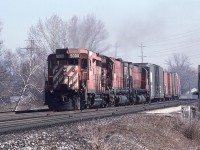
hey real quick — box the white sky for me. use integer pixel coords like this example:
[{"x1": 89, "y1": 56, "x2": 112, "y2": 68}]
[{"x1": 0, "y1": 0, "x2": 200, "y2": 69}]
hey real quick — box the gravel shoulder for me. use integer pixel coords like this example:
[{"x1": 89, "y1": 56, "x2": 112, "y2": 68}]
[{"x1": 0, "y1": 106, "x2": 200, "y2": 150}]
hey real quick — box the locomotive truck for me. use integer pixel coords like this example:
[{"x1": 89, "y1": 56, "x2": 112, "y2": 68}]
[{"x1": 44, "y1": 48, "x2": 180, "y2": 111}]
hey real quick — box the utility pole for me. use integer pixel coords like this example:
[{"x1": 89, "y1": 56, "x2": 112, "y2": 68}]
[
  {"x1": 21, "y1": 39, "x2": 40, "y2": 63},
  {"x1": 23, "y1": 39, "x2": 38, "y2": 52},
  {"x1": 138, "y1": 43, "x2": 146, "y2": 63}
]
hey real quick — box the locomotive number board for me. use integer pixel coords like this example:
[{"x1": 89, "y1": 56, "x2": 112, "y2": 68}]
[{"x1": 69, "y1": 54, "x2": 79, "y2": 58}]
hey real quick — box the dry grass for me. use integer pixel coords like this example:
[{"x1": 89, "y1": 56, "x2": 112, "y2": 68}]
[
  {"x1": 0, "y1": 114, "x2": 200, "y2": 149},
  {"x1": 78, "y1": 114, "x2": 200, "y2": 150},
  {"x1": 180, "y1": 119, "x2": 200, "y2": 143}
]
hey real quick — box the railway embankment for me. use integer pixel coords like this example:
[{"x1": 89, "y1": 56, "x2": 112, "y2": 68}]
[{"x1": 0, "y1": 102, "x2": 200, "y2": 150}]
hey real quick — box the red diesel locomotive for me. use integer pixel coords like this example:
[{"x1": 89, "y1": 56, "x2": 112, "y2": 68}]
[{"x1": 44, "y1": 48, "x2": 180, "y2": 111}]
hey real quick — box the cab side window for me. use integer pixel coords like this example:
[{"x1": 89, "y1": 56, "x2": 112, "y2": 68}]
[
  {"x1": 81, "y1": 59, "x2": 88, "y2": 69},
  {"x1": 48, "y1": 60, "x2": 52, "y2": 69},
  {"x1": 48, "y1": 60, "x2": 56, "y2": 69}
]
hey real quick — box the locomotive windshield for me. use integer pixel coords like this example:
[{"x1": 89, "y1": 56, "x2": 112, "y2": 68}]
[
  {"x1": 68, "y1": 58, "x2": 78, "y2": 65},
  {"x1": 57, "y1": 59, "x2": 67, "y2": 65}
]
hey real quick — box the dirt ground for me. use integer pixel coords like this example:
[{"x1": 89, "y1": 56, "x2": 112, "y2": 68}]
[{"x1": 0, "y1": 113, "x2": 200, "y2": 150}]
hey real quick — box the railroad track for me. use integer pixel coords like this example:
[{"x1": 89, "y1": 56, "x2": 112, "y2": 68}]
[{"x1": 0, "y1": 99, "x2": 196, "y2": 134}]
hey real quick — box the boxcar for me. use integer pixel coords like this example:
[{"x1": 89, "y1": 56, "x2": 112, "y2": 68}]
[
  {"x1": 172, "y1": 73, "x2": 180, "y2": 99},
  {"x1": 134, "y1": 63, "x2": 164, "y2": 101},
  {"x1": 163, "y1": 71, "x2": 173, "y2": 100}
]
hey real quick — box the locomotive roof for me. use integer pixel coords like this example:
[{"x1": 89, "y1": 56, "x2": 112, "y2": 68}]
[
  {"x1": 134, "y1": 63, "x2": 159, "y2": 67},
  {"x1": 67, "y1": 48, "x2": 88, "y2": 54}
]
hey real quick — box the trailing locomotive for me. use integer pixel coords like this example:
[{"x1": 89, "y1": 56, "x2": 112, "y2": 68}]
[{"x1": 44, "y1": 48, "x2": 180, "y2": 111}]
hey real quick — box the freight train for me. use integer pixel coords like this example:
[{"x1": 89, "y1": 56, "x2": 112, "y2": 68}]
[{"x1": 44, "y1": 48, "x2": 180, "y2": 111}]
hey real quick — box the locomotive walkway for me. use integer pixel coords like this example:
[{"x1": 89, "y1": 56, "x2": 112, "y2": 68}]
[{"x1": 0, "y1": 99, "x2": 196, "y2": 134}]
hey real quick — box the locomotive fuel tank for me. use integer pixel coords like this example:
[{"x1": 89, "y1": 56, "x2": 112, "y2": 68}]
[
  {"x1": 91, "y1": 97, "x2": 104, "y2": 108},
  {"x1": 115, "y1": 95, "x2": 129, "y2": 106},
  {"x1": 136, "y1": 95, "x2": 146, "y2": 103}
]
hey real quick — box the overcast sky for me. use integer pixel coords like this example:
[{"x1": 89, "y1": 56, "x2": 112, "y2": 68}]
[{"x1": 0, "y1": 0, "x2": 200, "y2": 68}]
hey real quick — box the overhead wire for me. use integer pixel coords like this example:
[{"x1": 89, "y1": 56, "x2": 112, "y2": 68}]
[
  {"x1": 145, "y1": 27, "x2": 200, "y2": 45},
  {"x1": 147, "y1": 37, "x2": 200, "y2": 47},
  {"x1": 140, "y1": 28, "x2": 200, "y2": 58}
]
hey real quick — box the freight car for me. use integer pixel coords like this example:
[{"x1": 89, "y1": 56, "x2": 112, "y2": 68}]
[{"x1": 44, "y1": 48, "x2": 180, "y2": 111}]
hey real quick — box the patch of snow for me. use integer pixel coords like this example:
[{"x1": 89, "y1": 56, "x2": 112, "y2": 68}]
[{"x1": 144, "y1": 106, "x2": 182, "y2": 114}]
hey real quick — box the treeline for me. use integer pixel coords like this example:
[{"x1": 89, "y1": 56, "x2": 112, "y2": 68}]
[
  {"x1": 0, "y1": 15, "x2": 109, "y2": 110},
  {"x1": 0, "y1": 15, "x2": 198, "y2": 111}
]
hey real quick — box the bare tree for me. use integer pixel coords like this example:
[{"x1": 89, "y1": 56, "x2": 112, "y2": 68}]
[
  {"x1": 9, "y1": 15, "x2": 109, "y2": 110},
  {"x1": 166, "y1": 53, "x2": 197, "y2": 94},
  {"x1": 0, "y1": 22, "x2": 9, "y2": 101},
  {"x1": 28, "y1": 15, "x2": 68, "y2": 54},
  {"x1": 12, "y1": 41, "x2": 45, "y2": 111},
  {"x1": 0, "y1": 49, "x2": 20, "y2": 112},
  {"x1": 67, "y1": 16, "x2": 79, "y2": 48},
  {"x1": 0, "y1": 21, "x2": 3, "y2": 55},
  {"x1": 28, "y1": 14, "x2": 108, "y2": 54},
  {"x1": 0, "y1": 45, "x2": 43, "y2": 111},
  {"x1": 0, "y1": 51, "x2": 11, "y2": 98},
  {"x1": 0, "y1": 22, "x2": 14, "y2": 109},
  {"x1": 68, "y1": 15, "x2": 109, "y2": 52}
]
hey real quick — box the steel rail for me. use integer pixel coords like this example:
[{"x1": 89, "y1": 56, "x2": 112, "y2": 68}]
[
  {"x1": 0, "y1": 99, "x2": 196, "y2": 134},
  {"x1": 0, "y1": 99, "x2": 183, "y2": 122}
]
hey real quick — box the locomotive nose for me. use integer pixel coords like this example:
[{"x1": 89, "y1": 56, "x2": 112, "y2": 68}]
[
  {"x1": 63, "y1": 65, "x2": 79, "y2": 90},
  {"x1": 52, "y1": 65, "x2": 80, "y2": 90}
]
